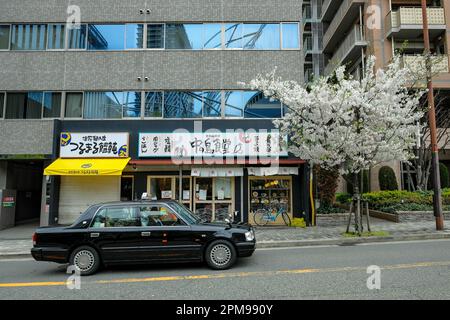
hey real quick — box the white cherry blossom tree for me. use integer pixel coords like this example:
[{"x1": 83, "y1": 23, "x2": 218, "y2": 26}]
[{"x1": 244, "y1": 55, "x2": 425, "y2": 234}]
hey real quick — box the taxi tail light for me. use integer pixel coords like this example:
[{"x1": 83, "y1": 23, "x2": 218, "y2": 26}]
[{"x1": 32, "y1": 232, "x2": 38, "y2": 246}]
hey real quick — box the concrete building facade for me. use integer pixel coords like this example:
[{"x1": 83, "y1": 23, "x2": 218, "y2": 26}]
[{"x1": 0, "y1": 1, "x2": 310, "y2": 228}]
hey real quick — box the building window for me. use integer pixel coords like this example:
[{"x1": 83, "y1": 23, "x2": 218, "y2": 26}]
[
  {"x1": 67, "y1": 25, "x2": 87, "y2": 49},
  {"x1": 203, "y1": 91, "x2": 222, "y2": 117},
  {"x1": 243, "y1": 91, "x2": 282, "y2": 118},
  {"x1": 164, "y1": 91, "x2": 203, "y2": 118},
  {"x1": 84, "y1": 91, "x2": 123, "y2": 119},
  {"x1": 11, "y1": 24, "x2": 47, "y2": 50},
  {"x1": 88, "y1": 24, "x2": 125, "y2": 50},
  {"x1": 224, "y1": 23, "x2": 243, "y2": 49},
  {"x1": 282, "y1": 23, "x2": 300, "y2": 49},
  {"x1": 0, "y1": 93, "x2": 4, "y2": 118},
  {"x1": 249, "y1": 177, "x2": 292, "y2": 225},
  {"x1": 165, "y1": 24, "x2": 203, "y2": 50},
  {"x1": 242, "y1": 24, "x2": 280, "y2": 50},
  {"x1": 147, "y1": 24, "x2": 164, "y2": 49},
  {"x1": 65, "y1": 92, "x2": 83, "y2": 118},
  {"x1": 125, "y1": 24, "x2": 144, "y2": 49},
  {"x1": 224, "y1": 91, "x2": 244, "y2": 117},
  {"x1": 144, "y1": 92, "x2": 163, "y2": 117},
  {"x1": 5, "y1": 92, "x2": 43, "y2": 119},
  {"x1": 203, "y1": 24, "x2": 222, "y2": 49},
  {"x1": 224, "y1": 91, "x2": 282, "y2": 118},
  {"x1": 0, "y1": 25, "x2": 10, "y2": 49},
  {"x1": 42, "y1": 92, "x2": 62, "y2": 118},
  {"x1": 47, "y1": 24, "x2": 65, "y2": 50},
  {"x1": 122, "y1": 91, "x2": 141, "y2": 118}
]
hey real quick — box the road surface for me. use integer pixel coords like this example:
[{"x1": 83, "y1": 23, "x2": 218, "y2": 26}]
[{"x1": 0, "y1": 239, "x2": 449, "y2": 300}]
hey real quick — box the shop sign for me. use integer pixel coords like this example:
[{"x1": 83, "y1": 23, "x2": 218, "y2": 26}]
[
  {"x1": 60, "y1": 133, "x2": 129, "y2": 158},
  {"x1": 2, "y1": 197, "x2": 15, "y2": 208},
  {"x1": 139, "y1": 132, "x2": 288, "y2": 158}
]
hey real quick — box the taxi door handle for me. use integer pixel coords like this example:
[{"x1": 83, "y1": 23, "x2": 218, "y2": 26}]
[
  {"x1": 90, "y1": 233, "x2": 100, "y2": 238},
  {"x1": 141, "y1": 232, "x2": 151, "y2": 237}
]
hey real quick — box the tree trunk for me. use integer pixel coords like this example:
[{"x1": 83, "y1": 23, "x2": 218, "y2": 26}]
[{"x1": 353, "y1": 172, "x2": 362, "y2": 236}]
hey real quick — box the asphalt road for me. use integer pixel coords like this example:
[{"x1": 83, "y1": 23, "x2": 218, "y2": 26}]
[{"x1": 0, "y1": 239, "x2": 449, "y2": 300}]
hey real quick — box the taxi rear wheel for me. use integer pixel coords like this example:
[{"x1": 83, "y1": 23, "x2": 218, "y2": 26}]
[{"x1": 69, "y1": 246, "x2": 101, "y2": 276}]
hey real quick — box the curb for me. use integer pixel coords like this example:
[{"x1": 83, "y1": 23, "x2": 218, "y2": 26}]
[{"x1": 256, "y1": 232, "x2": 450, "y2": 248}]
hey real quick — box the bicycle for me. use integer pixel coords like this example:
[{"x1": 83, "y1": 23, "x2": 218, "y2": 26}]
[{"x1": 252, "y1": 206, "x2": 291, "y2": 226}]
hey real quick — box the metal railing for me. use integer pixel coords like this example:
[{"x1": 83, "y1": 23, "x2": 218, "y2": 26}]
[
  {"x1": 322, "y1": 0, "x2": 365, "y2": 49},
  {"x1": 324, "y1": 25, "x2": 366, "y2": 76}
]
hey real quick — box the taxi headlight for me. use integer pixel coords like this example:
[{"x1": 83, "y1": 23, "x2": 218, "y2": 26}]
[{"x1": 245, "y1": 230, "x2": 255, "y2": 241}]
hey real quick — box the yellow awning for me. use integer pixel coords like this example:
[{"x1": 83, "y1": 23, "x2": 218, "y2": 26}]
[{"x1": 44, "y1": 158, "x2": 131, "y2": 176}]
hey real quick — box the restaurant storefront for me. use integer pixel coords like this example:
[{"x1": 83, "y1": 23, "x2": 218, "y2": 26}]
[{"x1": 43, "y1": 121, "x2": 311, "y2": 226}]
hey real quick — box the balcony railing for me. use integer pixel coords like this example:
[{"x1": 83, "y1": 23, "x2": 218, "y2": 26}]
[
  {"x1": 324, "y1": 25, "x2": 367, "y2": 76},
  {"x1": 304, "y1": 36, "x2": 313, "y2": 52},
  {"x1": 386, "y1": 7, "x2": 445, "y2": 35},
  {"x1": 322, "y1": 0, "x2": 365, "y2": 52},
  {"x1": 303, "y1": 5, "x2": 312, "y2": 21},
  {"x1": 400, "y1": 54, "x2": 449, "y2": 76}
]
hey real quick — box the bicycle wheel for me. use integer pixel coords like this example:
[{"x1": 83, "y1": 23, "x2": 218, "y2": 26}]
[
  {"x1": 281, "y1": 212, "x2": 291, "y2": 226},
  {"x1": 253, "y1": 209, "x2": 270, "y2": 226}
]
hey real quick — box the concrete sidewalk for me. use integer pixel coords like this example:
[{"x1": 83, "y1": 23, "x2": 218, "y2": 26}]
[{"x1": 0, "y1": 219, "x2": 449, "y2": 258}]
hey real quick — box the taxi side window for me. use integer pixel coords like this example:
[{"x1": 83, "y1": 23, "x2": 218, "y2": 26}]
[
  {"x1": 139, "y1": 205, "x2": 184, "y2": 226},
  {"x1": 91, "y1": 207, "x2": 140, "y2": 228}
]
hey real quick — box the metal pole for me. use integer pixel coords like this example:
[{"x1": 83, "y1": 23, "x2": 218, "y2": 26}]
[{"x1": 421, "y1": 0, "x2": 444, "y2": 230}]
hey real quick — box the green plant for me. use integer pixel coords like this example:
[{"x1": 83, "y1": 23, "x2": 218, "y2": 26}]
[
  {"x1": 316, "y1": 202, "x2": 346, "y2": 214},
  {"x1": 378, "y1": 166, "x2": 398, "y2": 191},
  {"x1": 290, "y1": 218, "x2": 306, "y2": 228},
  {"x1": 343, "y1": 231, "x2": 390, "y2": 238},
  {"x1": 335, "y1": 193, "x2": 352, "y2": 204}
]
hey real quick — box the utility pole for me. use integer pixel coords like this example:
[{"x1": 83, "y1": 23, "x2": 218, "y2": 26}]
[{"x1": 421, "y1": 0, "x2": 444, "y2": 230}]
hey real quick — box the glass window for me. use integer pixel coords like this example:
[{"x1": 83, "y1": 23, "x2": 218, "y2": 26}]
[
  {"x1": 203, "y1": 91, "x2": 222, "y2": 117},
  {"x1": 144, "y1": 91, "x2": 163, "y2": 117},
  {"x1": 282, "y1": 23, "x2": 300, "y2": 49},
  {"x1": 224, "y1": 23, "x2": 242, "y2": 49},
  {"x1": 0, "y1": 93, "x2": 4, "y2": 118},
  {"x1": 164, "y1": 91, "x2": 202, "y2": 118},
  {"x1": 195, "y1": 178, "x2": 213, "y2": 201},
  {"x1": 125, "y1": 24, "x2": 143, "y2": 49},
  {"x1": 140, "y1": 205, "x2": 184, "y2": 226},
  {"x1": 123, "y1": 91, "x2": 141, "y2": 118},
  {"x1": 67, "y1": 24, "x2": 87, "y2": 49},
  {"x1": 203, "y1": 24, "x2": 222, "y2": 49},
  {"x1": 243, "y1": 91, "x2": 282, "y2": 118},
  {"x1": 165, "y1": 24, "x2": 202, "y2": 50},
  {"x1": 175, "y1": 177, "x2": 191, "y2": 202},
  {"x1": 224, "y1": 91, "x2": 244, "y2": 117},
  {"x1": 11, "y1": 24, "x2": 47, "y2": 50},
  {"x1": 242, "y1": 24, "x2": 280, "y2": 50},
  {"x1": 5, "y1": 92, "x2": 43, "y2": 119},
  {"x1": 42, "y1": 92, "x2": 62, "y2": 118},
  {"x1": 65, "y1": 92, "x2": 83, "y2": 118},
  {"x1": 88, "y1": 24, "x2": 125, "y2": 50},
  {"x1": 84, "y1": 92, "x2": 123, "y2": 119},
  {"x1": 249, "y1": 178, "x2": 291, "y2": 225},
  {"x1": 47, "y1": 24, "x2": 65, "y2": 49},
  {"x1": 0, "y1": 25, "x2": 10, "y2": 49},
  {"x1": 215, "y1": 177, "x2": 232, "y2": 201},
  {"x1": 147, "y1": 24, "x2": 164, "y2": 49},
  {"x1": 92, "y1": 207, "x2": 140, "y2": 228},
  {"x1": 149, "y1": 177, "x2": 173, "y2": 200}
]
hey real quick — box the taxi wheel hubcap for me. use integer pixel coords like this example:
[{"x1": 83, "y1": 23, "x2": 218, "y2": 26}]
[
  {"x1": 210, "y1": 244, "x2": 232, "y2": 266},
  {"x1": 74, "y1": 250, "x2": 95, "y2": 272}
]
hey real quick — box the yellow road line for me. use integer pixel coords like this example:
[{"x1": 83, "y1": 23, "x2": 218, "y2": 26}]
[{"x1": 0, "y1": 261, "x2": 449, "y2": 288}]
